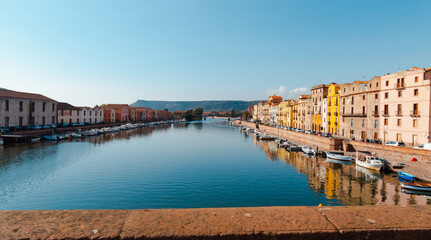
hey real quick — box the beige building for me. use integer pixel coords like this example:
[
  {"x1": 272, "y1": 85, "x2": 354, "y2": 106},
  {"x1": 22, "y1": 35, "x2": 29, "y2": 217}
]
[
  {"x1": 339, "y1": 81, "x2": 369, "y2": 140},
  {"x1": 293, "y1": 95, "x2": 310, "y2": 129},
  {"x1": 58, "y1": 102, "x2": 81, "y2": 125},
  {"x1": 379, "y1": 67, "x2": 431, "y2": 146},
  {"x1": 0, "y1": 88, "x2": 57, "y2": 128},
  {"x1": 310, "y1": 84, "x2": 329, "y2": 132}
]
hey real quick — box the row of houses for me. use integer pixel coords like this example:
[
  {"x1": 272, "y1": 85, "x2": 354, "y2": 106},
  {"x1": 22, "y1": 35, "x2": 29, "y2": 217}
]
[
  {"x1": 0, "y1": 88, "x2": 172, "y2": 129},
  {"x1": 250, "y1": 67, "x2": 431, "y2": 146}
]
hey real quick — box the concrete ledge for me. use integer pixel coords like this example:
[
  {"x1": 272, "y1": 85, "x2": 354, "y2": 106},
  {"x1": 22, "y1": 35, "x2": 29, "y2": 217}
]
[{"x1": 1, "y1": 206, "x2": 431, "y2": 239}]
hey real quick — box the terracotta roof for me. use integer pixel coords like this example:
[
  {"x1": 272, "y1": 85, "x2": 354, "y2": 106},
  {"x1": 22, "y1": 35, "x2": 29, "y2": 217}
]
[
  {"x1": 353, "y1": 81, "x2": 369, "y2": 84},
  {"x1": 104, "y1": 104, "x2": 130, "y2": 109},
  {"x1": 58, "y1": 102, "x2": 80, "y2": 111},
  {"x1": 0, "y1": 88, "x2": 56, "y2": 102},
  {"x1": 299, "y1": 95, "x2": 310, "y2": 98}
]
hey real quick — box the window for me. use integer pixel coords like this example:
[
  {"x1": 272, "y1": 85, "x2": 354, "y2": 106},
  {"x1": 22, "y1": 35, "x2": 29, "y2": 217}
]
[
  {"x1": 413, "y1": 103, "x2": 418, "y2": 115},
  {"x1": 415, "y1": 76, "x2": 418, "y2": 82},
  {"x1": 343, "y1": 107, "x2": 345, "y2": 114},
  {"x1": 363, "y1": 95, "x2": 365, "y2": 100},
  {"x1": 19, "y1": 101, "x2": 23, "y2": 112},
  {"x1": 52, "y1": 116, "x2": 55, "y2": 124},
  {"x1": 374, "y1": 105, "x2": 378, "y2": 115},
  {"x1": 351, "y1": 119, "x2": 354, "y2": 126},
  {"x1": 375, "y1": 94, "x2": 378, "y2": 99},
  {"x1": 42, "y1": 116, "x2": 46, "y2": 125},
  {"x1": 351, "y1": 107, "x2": 353, "y2": 114},
  {"x1": 398, "y1": 91, "x2": 402, "y2": 97},
  {"x1": 386, "y1": 81, "x2": 389, "y2": 86},
  {"x1": 31, "y1": 102, "x2": 35, "y2": 112},
  {"x1": 343, "y1": 98, "x2": 345, "y2": 104},
  {"x1": 52, "y1": 103, "x2": 55, "y2": 112},
  {"x1": 5, "y1": 117, "x2": 9, "y2": 126},
  {"x1": 377, "y1": 82, "x2": 379, "y2": 87},
  {"x1": 414, "y1": 89, "x2": 418, "y2": 96},
  {"x1": 5, "y1": 100, "x2": 9, "y2": 111},
  {"x1": 397, "y1": 119, "x2": 401, "y2": 126},
  {"x1": 374, "y1": 120, "x2": 378, "y2": 128},
  {"x1": 397, "y1": 104, "x2": 402, "y2": 115},
  {"x1": 413, "y1": 119, "x2": 418, "y2": 127},
  {"x1": 384, "y1": 118, "x2": 388, "y2": 126},
  {"x1": 352, "y1": 96, "x2": 354, "y2": 104},
  {"x1": 19, "y1": 117, "x2": 23, "y2": 127},
  {"x1": 385, "y1": 92, "x2": 388, "y2": 99},
  {"x1": 43, "y1": 102, "x2": 46, "y2": 112},
  {"x1": 362, "y1": 119, "x2": 365, "y2": 127},
  {"x1": 342, "y1": 117, "x2": 345, "y2": 123},
  {"x1": 362, "y1": 106, "x2": 365, "y2": 115},
  {"x1": 384, "y1": 105, "x2": 388, "y2": 115},
  {"x1": 353, "y1": 87, "x2": 355, "y2": 91}
]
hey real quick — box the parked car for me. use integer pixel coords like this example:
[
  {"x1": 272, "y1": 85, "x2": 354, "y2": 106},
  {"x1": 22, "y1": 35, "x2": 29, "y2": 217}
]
[
  {"x1": 414, "y1": 143, "x2": 431, "y2": 150},
  {"x1": 305, "y1": 130, "x2": 312, "y2": 134},
  {"x1": 385, "y1": 141, "x2": 406, "y2": 147},
  {"x1": 322, "y1": 133, "x2": 333, "y2": 138},
  {"x1": 58, "y1": 123, "x2": 69, "y2": 127},
  {"x1": 50, "y1": 124, "x2": 57, "y2": 128},
  {"x1": 42, "y1": 124, "x2": 52, "y2": 129},
  {"x1": 71, "y1": 122, "x2": 80, "y2": 127}
]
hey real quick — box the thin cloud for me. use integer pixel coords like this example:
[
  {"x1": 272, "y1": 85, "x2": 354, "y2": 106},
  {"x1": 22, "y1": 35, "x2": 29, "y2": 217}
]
[{"x1": 265, "y1": 86, "x2": 309, "y2": 100}]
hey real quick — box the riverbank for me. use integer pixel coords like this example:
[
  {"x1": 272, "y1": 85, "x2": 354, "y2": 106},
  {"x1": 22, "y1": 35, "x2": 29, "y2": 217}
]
[
  {"x1": 1, "y1": 205, "x2": 431, "y2": 239},
  {"x1": 235, "y1": 120, "x2": 431, "y2": 182}
]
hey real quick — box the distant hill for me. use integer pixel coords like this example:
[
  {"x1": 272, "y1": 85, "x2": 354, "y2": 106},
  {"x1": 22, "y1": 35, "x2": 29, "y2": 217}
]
[{"x1": 130, "y1": 100, "x2": 261, "y2": 112}]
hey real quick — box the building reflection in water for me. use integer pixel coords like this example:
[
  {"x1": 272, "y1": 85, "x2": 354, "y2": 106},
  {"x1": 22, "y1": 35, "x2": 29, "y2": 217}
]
[{"x1": 254, "y1": 140, "x2": 431, "y2": 206}]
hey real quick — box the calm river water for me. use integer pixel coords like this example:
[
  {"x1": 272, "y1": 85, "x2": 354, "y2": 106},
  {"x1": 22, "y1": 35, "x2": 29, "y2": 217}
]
[{"x1": 0, "y1": 119, "x2": 429, "y2": 210}]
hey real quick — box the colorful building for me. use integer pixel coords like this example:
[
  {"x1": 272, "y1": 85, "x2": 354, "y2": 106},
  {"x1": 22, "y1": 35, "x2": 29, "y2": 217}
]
[{"x1": 327, "y1": 83, "x2": 341, "y2": 135}]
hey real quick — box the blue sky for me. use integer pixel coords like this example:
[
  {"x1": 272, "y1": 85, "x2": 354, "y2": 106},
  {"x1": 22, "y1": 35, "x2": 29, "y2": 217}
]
[{"x1": 1, "y1": 0, "x2": 430, "y2": 106}]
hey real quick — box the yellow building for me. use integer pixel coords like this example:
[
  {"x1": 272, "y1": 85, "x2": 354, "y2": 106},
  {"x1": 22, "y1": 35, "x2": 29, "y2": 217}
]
[
  {"x1": 311, "y1": 84, "x2": 330, "y2": 132},
  {"x1": 327, "y1": 83, "x2": 341, "y2": 135},
  {"x1": 277, "y1": 100, "x2": 295, "y2": 127}
]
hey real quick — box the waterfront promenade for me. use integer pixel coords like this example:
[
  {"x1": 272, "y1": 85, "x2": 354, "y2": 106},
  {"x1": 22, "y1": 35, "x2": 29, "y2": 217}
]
[{"x1": 1, "y1": 205, "x2": 431, "y2": 239}]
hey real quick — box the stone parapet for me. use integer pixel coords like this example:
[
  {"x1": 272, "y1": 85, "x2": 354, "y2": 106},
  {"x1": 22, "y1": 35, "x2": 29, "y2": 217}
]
[{"x1": 1, "y1": 206, "x2": 431, "y2": 239}]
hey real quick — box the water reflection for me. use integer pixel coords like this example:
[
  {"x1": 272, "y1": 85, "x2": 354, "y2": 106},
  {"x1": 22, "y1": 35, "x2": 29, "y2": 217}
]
[{"x1": 253, "y1": 139, "x2": 431, "y2": 206}]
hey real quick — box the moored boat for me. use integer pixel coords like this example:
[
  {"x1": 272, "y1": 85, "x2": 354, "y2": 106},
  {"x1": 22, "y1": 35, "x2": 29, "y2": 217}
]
[
  {"x1": 401, "y1": 182, "x2": 431, "y2": 192},
  {"x1": 29, "y1": 137, "x2": 41, "y2": 143},
  {"x1": 324, "y1": 151, "x2": 351, "y2": 161},
  {"x1": 44, "y1": 135, "x2": 59, "y2": 141},
  {"x1": 302, "y1": 146, "x2": 315, "y2": 155},
  {"x1": 398, "y1": 172, "x2": 415, "y2": 181},
  {"x1": 355, "y1": 155, "x2": 383, "y2": 171}
]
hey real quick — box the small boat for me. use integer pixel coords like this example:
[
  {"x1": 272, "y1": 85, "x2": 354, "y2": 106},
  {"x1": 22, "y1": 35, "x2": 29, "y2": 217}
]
[
  {"x1": 0, "y1": 138, "x2": 4, "y2": 145},
  {"x1": 29, "y1": 137, "x2": 41, "y2": 143},
  {"x1": 278, "y1": 142, "x2": 289, "y2": 148},
  {"x1": 398, "y1": 172, "x2": 415, "y2": 181},
  {"x1": 302, "y1": 146, "x2": 315, "y2": 155},
  {"x1": 287, "y1": 145, "x2": 302, "y2": 152},
  {"x1": 324, "y1": 158, "x2": 351, "y2": 165},
  {"x1": 401, "y1": 182, "x2": 431, "y2": 192},
  {"x1": 44, "y1": 135, "x2": 59, "y2": 141},
  {"x1": 355, "y1": 155, "x2": 383, "y2": 171},
  {"x1": 401, "y1": 188, "x2": 431, "y2": 196},
  {"x1": 260, "y1": 135, "x2": 276, "y2": 141},
  {"x1": 392, "y1": 162, "x2": 406, "y2": 169},
  {"x1": 324, "y1": 151, "x2": 352, "y2": 161}
]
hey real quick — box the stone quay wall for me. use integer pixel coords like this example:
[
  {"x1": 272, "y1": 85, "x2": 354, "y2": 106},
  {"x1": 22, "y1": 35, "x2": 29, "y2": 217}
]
[
  {"x1": 349, "y1": 140, "x2": 431, "y2": 162},
  {"x1": 1, "y1": 205, "x2": 431, "y2": 239},
  {"x1": 237, "y1": 121, "x2": 431, "y2": 162},
  {"x1": 237, "y1": 121, "x2": 343, "y2": 151}
]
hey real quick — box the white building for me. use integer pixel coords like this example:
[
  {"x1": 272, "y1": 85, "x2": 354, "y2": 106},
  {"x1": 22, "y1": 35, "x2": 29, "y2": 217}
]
[
  {"x1": 57, "y1": 102, "x2": 81, "y2": 125},
  {"x1": 0, "y1": 88, "x2": 57, "y2": 128},
  {"x1": 322, "y1": 98, "x2": 328, "y2": 133}
]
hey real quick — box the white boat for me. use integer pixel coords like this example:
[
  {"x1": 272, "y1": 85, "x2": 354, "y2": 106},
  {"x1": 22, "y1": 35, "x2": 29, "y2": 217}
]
[
  {"x1": 355, "y1": 154, "x2": 383, "y2": 171},
  {"x1": 324, "y1": 151, "x2": 352, "y2": 161},
  {"x1": 29, "y1": 137, "x2": 41, "y2": 143},
  {"x1": 302, "y1": 146, "x2": 316, "y2": 155},
  {"x1": 70, "y1": 132, "x2": 83, "y2": 138},
  {"x1": 0, "y1": 138, "x2": 4, "y2": 145}
]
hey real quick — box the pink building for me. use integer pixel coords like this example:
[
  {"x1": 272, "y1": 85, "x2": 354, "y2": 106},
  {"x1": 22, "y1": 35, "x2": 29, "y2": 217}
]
[{"x1": 379, "y1": 67, "x2": 431, "y2": 146}]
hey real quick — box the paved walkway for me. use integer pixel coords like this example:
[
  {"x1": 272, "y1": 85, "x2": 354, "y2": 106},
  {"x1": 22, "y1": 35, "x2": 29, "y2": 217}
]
[{"x1": 1, "y1": 205, "x2": 431, "y2": 239}]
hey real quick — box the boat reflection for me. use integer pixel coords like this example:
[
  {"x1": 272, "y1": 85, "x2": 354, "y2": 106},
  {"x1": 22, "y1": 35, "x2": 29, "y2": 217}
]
[{"x1": 252, "y1": 140, "x2": 431, "y2": 206}]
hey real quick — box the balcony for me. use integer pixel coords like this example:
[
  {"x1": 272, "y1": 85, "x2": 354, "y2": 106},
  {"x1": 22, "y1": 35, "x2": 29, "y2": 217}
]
[
  {"x1": 396, "y1": 110, "x2": 403, "y2": 116},
  {"x1": 372, "y1": 111, "x2": 379, "y2": 117},
  {"x1": 327, "y1": 112, "x2": 331, "y2": 116},
  {"x1": 334, "y1": 112, "x2": 338, "y2": 116},
  {"x1": 394, "y1": 83, "x2": 405, "y2": 89},
  {"x1": 341, "y1": 113, "x2": 367, "y2": 117},
  {"x1": 382, "y1": 110, "x2": 389, "y2": 117},
  {"x1": 410, "y1": 110, "x2": 420, "y2": 118}
]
